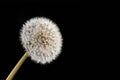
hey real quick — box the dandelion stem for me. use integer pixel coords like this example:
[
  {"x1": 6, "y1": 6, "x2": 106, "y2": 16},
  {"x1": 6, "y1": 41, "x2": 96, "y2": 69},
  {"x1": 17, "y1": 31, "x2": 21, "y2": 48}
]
[{"x1": 6, "y1": 52, "x2": 29, "y2": 80}]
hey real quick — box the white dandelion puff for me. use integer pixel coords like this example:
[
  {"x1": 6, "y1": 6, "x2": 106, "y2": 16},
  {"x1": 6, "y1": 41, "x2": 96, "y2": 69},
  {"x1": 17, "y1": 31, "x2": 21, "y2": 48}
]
[
  {"x1": 20, "y1": 17, "x2": 63, "y2": 64},
  {"x1": 6, "y1": 17, "x2": 63, "y2": 80}
]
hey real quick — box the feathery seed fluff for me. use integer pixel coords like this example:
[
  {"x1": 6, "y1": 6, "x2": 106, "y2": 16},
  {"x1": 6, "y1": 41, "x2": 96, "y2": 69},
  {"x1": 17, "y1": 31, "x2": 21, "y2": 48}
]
[{"x1": 20, "y1": 17, "x2": 63, "y2": 64}]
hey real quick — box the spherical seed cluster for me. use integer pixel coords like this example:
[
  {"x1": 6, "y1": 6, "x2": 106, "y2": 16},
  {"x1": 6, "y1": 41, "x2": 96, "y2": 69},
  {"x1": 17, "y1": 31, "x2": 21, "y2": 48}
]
[{"x1": 20, "y1": 17, "x2": 63, "y2": 64}]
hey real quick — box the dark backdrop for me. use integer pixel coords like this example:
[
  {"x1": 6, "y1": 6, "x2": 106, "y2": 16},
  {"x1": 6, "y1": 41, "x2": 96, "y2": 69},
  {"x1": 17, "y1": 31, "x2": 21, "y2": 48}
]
[{"x1": 0, "y1": 3, "x2": 104, "y2": 80}]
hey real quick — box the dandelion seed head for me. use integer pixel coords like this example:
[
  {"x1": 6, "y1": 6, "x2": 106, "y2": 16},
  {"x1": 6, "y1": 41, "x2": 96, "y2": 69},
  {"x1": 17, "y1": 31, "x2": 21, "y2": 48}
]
[{"x1": 20, "y1": 17, "x2": 63, "y2": 64}]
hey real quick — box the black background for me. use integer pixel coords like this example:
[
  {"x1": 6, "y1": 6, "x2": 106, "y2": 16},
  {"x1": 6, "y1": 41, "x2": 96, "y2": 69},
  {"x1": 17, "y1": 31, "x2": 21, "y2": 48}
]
[{"x1": 0, "y1": 2, "x2": 106, "y2": 80}]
